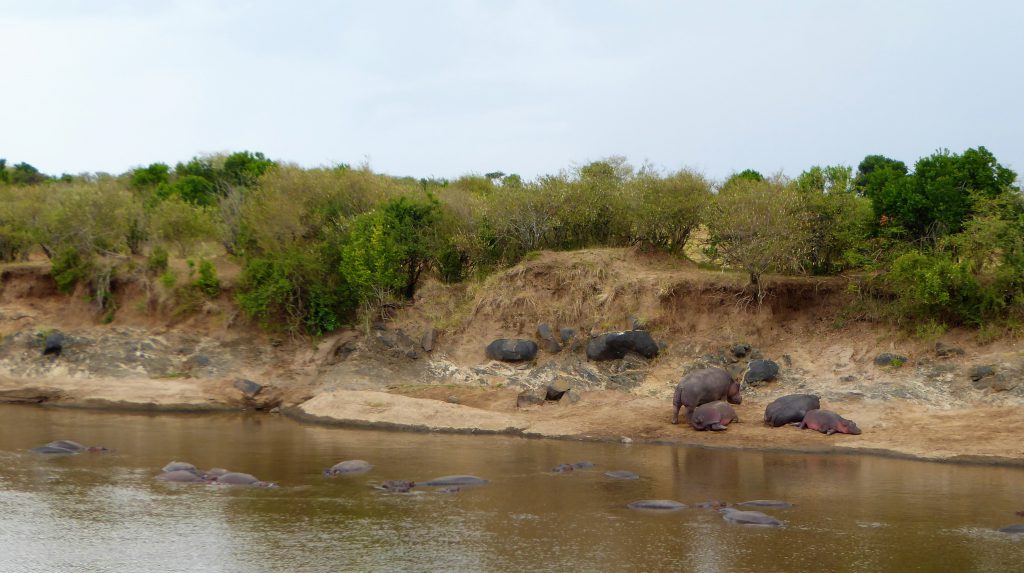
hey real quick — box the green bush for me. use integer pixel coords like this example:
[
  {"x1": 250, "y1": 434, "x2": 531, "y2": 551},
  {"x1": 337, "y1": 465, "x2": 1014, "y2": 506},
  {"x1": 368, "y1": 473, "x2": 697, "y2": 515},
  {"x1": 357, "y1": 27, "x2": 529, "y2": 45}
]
[
  {"x1": 195, "y1": 259, "x2": 220, "y2": 297},
  {"x1": 146, "y1": 245, "x2": 169, "y2": 274},
  {"x1": 51, "y1": 247, "x2": 91, "y2": 293}
]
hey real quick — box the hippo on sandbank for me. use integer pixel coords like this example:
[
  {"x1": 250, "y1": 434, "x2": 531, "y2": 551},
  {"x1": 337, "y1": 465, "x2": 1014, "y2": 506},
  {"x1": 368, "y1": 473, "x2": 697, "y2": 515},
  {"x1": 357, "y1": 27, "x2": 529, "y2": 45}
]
[
  {"x1": 799, "y1": 409, "x2": 862, "y2": 435},
  {"x1": 672, "y1": 368, "x2": 741, "y2": 424},
  {"x1": 691, "y1": 401, "x2": 739, "y2": 431},
  {"x1": 31, "y1": 440, "x2": 112, "y2": 454},
  {"x1": 720, "y1": 507, "x2": 783, "y2": 527},
  {"x1": 998, "y1": 524, "x2": 1024, "y2": 534},
  {"x1": 627, "y1": 499, "x2": 688, "y2": 511},
  {"x1": 323, "y1": 460, "x2": 373, "y2": 477},
  {"x1": 764, "y1": 394, "x2": 821, "y2": 427}
]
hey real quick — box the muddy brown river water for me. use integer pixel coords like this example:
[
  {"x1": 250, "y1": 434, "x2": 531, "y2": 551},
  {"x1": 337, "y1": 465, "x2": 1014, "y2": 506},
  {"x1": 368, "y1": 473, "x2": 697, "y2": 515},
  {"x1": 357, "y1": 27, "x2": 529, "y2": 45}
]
[{"x1": 0, "y1": 405, "x2": 1021, "y2": 572}]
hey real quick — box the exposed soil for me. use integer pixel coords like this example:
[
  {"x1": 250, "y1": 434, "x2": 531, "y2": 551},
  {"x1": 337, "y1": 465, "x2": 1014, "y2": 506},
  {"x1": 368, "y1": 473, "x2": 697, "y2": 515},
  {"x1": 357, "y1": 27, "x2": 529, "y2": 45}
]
[{"x1": 2, "y1": 249, "x2": 1023, "y2": 465}]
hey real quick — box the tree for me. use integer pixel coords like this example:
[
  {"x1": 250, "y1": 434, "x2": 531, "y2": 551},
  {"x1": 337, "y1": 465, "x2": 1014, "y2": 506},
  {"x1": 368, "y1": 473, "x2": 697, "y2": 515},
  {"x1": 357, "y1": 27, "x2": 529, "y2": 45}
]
[
  {"x1": 130, "y1": 163, "x2": 170, "y2": 189},
  {"x1": 794, "y1": 165, "x2": 873, "y2": 274},
  {"x1": 705, "y1": 178, "x2": 810, "y2": 301},
  {"x1": 723, "y1": 169, "x2": 764, "y2": 188},
  {"x1": 853, "y1": 155, "x2": 908, "y2": 198},
  {"x1": 172, "y1": 175, "x2": 218, "y2": 206},
  {"x1": 626, "y1": 169, "x2": 711, "y2": 253},
  {"x1": 9, "y1": 162, "x2": 47, "y2": 185},
  {"x1": 866, "y1": 147, "x2": 1017, "y2": 239},
  {"x1": 223, "y1": 151, "x2": 275, "y2": 187},
  {"x1": 0, "y1": 159, "x2": 8, "y2": 184}
]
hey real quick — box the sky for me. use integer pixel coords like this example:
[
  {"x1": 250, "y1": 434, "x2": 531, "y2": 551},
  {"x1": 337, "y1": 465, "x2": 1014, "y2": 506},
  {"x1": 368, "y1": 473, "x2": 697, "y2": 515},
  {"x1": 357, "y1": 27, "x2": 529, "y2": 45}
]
[{"x1": 1, "y1": 0, "x2": 1022, "y2": 182}]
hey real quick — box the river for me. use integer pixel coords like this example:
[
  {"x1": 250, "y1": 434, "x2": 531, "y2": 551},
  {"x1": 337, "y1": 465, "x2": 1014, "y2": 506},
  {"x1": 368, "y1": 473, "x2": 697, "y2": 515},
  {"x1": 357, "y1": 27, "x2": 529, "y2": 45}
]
[{"x1": 0, "y1": 405, "x2": 1020, "y2": 572}]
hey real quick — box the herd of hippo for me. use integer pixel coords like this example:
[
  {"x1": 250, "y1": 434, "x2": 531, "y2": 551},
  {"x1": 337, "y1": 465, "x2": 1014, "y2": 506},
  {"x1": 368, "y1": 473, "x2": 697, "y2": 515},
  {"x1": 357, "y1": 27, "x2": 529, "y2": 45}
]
[
  {"x1": 27, "y1": 437, "x2": 1024, "y2": 534},
  {"x1": 671, "y1": 367, "x2": 861, "y2": 435}
]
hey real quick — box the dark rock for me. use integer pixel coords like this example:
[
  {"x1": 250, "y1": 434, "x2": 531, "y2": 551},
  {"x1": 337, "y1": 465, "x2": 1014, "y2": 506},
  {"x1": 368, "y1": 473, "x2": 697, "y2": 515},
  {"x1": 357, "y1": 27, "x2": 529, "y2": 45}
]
[
  {"x1": 516, "y1": 388, "x2": 546, "y2": 408},
  {"x1": 968, "y1": 365, "x2": 995, "y2": 381},
  {"x1": 558, "y1": 388, "x2": 581, "y2": 405},
  {"x1": 873, "y1": 353, "x2": 907, "y2": 367},
  {"x1": 731, "y1": 344, "x2": 751, "y2": 358},
  {"x1": 233, "y1": 379, "x2": 263, "y2": 397},
  {"x1": 840, "y1": 375, "x2": 857, "y2": 383},
  {"x1": 334, "y1": 340, "x2": 358, "y2": 360},
  {"x1": 189, "y1": 354, "x2": 211, "y2": 367},
  {"x1": 376, "y1": 329, "x2": 419, "y2": 359},
  {"x1": 781, "y1": 354, "x2": 793, "y2": 367},
  {"x1": 536, "y1": 323, "x2": 562, "y2": 353},
  {"x1": 743, "y1": 359, "x2": 780, "y2": 385},
  {"x1": 585, "y1": 330, "x2": 659, "y2": 361},
  {"x1": 486, "y1": 339, "x2": 538, "y2": 362},
  {"x1": 421, "y1": 328, "x2": 437, "y2": 352},
  {"x1": 446, "y1": 395, "x2": 460, "y2": 404},
  {"x1": 972, "y1": 373, "x2": 1019, "y2": 392},
  {"x1": 934, "y1": 341, "x2": 964, "y2": 358},
  {"x1": 558, "y1": 327, "x2": 576, "y2": 343},
  {"x1": 42, "y1": 332, "x2": 64, "y2": 357},
  {"x1": 546, "y1": 379, "x2": 571, "y2": 401}
]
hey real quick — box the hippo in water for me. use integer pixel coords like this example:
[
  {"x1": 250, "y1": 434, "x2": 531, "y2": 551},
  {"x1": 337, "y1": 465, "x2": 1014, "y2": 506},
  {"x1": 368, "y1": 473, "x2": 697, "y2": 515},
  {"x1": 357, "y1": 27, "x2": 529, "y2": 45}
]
[
  {"x1": 162, "y1": 461, "x2": 199, "y2": 474},
  {"x1": 627, "y1": 500, "x2": 688, "y2": 511},
  {"x1": 672, "y1": 368, "x2": 741, "y2": 424},
  {"x1": 998, "y1": 524, "x2": 1024, "y2": 534},
  {"x1": 31, "y1": 440, "x2": 112, "y2": 454},
  {"x1": 323, "y1": 460, "x2": 373, "y2": 477},
  {"x1": 720, "y1": 508, "x2": 783, "y2": 527},
  {"x1": 551, "y1": 461, "x2": 595, "y2": 473},
  {"x1": 375, "y1": 480, "x2": 416, "y2": 493},
  {"x1": 420, "y1": 475, "x2": 488, "y2": 487},
  {"x1": 156, "y1": 470, "x2": 209, "y2": 483},
  {"x1": 738, "y1": 500, "x2": 792, "y2": 509},
  {"x1": 212, "y1": 472, "x2": 277, "y2": 488},
  {"x1": 764, "y1": 394, "x2": 821, "y2": 427},
  {"x1": 799, "y1": 409, "x2": 861, "y2": 435},
  {"x1": 691, "y1": 401, "x2": 739, "y2": 431}
]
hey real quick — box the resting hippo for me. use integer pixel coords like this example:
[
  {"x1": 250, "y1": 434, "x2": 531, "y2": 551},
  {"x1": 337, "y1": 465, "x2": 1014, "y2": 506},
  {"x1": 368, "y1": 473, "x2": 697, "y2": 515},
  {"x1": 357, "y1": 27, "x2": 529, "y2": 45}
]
[
  {"x1": 323, "y1": 460, "x2": 373, "y2": 477},
  {"x1": 720, "y1": 508, "x2": 782, "y2": 527},
  {"x1": 420, "y1": 475, "x2": 489, "y2": 487},
  {"x1": 627, "y1": 500, "x2": 688, "y2": 510},
  {"x1": 764, "y1": 394, "x2": 821, "y2": 427},
  {"x1": 672, "y1": 368, "x2": 741, "y2": 424},
  {"x1": 691, "y1": 401, "x2": 739, "y2": 431},
  {"x1": 799, "y1": 409, "x2": 862, "y2": 435},
  {"x1": 31, "y1": 440, "x2": 112, "y2": 454}
]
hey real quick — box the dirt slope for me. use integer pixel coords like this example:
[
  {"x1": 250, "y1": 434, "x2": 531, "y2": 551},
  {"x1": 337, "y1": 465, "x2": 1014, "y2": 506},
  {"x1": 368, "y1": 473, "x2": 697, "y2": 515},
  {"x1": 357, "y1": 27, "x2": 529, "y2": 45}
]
[{"x1": 2, "y1": 250, "x2": 1022, "y2": 464}]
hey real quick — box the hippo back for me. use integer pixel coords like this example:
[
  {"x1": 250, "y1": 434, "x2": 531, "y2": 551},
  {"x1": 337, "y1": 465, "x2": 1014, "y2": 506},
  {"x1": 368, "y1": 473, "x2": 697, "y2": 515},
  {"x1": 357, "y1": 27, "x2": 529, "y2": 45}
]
[
  {"x1": 679, "y1": 368, "x2": 737, "y2": 408},
  {"x1": 764, "y1": 394, "x2": 820, "y2": 427}
]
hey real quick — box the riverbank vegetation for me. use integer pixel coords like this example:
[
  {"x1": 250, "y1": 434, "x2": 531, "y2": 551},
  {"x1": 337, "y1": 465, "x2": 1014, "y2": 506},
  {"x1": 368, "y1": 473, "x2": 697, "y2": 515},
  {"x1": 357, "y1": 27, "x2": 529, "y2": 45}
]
[{"x1": 1, "y1": 148, "x2": 1021, "y2": 337}]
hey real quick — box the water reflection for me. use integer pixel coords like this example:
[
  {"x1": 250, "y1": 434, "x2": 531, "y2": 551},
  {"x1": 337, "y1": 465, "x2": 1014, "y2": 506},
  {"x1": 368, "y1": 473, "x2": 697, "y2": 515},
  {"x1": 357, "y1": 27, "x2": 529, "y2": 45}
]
[{"x1": 0, "y1": 405, "x2": 1021, "y2": 572}]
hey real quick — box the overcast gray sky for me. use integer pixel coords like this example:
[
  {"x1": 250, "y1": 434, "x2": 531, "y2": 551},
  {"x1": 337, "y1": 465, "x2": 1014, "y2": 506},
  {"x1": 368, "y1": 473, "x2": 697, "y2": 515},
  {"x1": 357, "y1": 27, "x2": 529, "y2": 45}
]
[{"x1": 1, "y1": 0, "x2": 1021, "y2": 181}]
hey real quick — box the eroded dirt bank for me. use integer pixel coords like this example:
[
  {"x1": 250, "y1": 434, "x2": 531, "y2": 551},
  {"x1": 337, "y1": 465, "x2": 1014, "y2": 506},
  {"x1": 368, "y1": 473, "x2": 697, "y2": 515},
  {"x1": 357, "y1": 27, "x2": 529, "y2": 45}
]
[{"x1": 2, "y1": 250, "x2": 1023, "y2": 465}]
